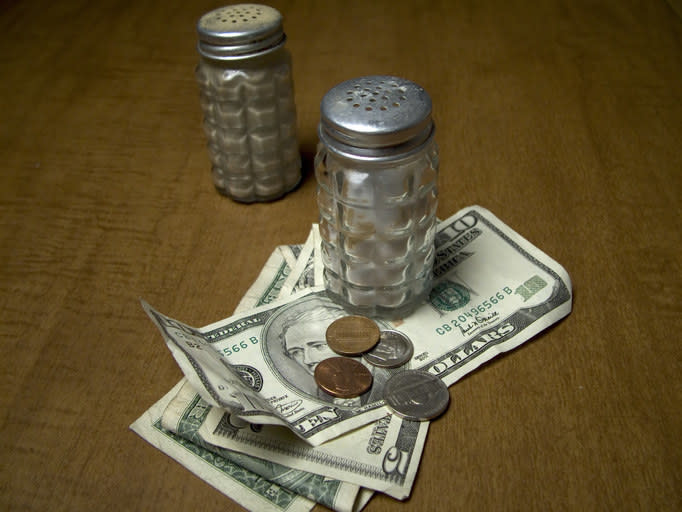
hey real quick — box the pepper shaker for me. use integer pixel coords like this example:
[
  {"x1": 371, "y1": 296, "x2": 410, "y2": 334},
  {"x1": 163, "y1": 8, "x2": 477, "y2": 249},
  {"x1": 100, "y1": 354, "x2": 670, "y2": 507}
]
[
  {"x1": 315, "y1": 76, "x2": 439, "y2": 319},
  {"x1": 195, "y1": 4, "x2": 301, "y2": 202}
]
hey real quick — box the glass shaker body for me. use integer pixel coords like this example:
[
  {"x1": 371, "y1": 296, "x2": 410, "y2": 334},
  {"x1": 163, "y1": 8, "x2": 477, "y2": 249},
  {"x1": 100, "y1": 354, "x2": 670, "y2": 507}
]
[
  {"x1": 315, "y1": 76, "x2": 439, "y2": 319},
  {"x1": 196, "y1": 5, "x2": 301, "y2": 202}
]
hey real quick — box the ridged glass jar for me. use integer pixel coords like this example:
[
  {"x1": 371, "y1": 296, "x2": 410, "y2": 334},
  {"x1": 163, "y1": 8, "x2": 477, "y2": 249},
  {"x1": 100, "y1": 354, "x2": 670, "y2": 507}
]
[
  {"x1": 315, "y1": 76, "x2": 439, "y2": 319},
  {"x1": 195, "y1": 4, "x2": 301, "y2": 202}
]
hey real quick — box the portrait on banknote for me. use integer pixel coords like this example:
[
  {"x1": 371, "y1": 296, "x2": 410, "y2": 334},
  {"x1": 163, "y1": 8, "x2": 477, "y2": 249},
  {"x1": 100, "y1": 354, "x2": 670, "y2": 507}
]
[{"x1": 262, "y1": 293, "x2": 395, "y2": 406}]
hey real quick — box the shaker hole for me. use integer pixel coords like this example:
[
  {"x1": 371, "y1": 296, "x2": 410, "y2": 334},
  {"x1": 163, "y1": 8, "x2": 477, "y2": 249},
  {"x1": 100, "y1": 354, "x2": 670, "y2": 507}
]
[
  {"x1": 353, "y1": 103, "x2": 360, "y2": 108},
  {"x1": 365, "y1": 106, "x2": 373, "y2": 111}
]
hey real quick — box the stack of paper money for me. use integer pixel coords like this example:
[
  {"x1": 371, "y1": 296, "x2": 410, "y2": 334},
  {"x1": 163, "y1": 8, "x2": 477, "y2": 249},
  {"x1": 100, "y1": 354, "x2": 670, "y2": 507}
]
[{"x1": 131, "y1": 205, "x2": 572, "y2": 512}]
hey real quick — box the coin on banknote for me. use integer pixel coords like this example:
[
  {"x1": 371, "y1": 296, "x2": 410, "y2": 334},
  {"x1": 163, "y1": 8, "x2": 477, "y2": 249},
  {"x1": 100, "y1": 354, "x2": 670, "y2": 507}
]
[
  {"x1": 314, "y1": 357, "x2": 373, "y2": 398},
  {"x1": 325, "y1": 315, "x2": 380, "y2": 356},
  {"x1": 363, "y1": 330, "x2": 414, "y2": 368},
  {"x1": 383, "y1": 370, "x2": 449, "y2": 420}
]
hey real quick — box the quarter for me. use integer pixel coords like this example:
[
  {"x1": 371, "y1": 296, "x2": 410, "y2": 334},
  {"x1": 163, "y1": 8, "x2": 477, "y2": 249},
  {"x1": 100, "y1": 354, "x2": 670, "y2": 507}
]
[
  {"x1": 363, "y1": 330, "x2": 414, "y2": 368},
  {"x1": 383, "y1": 370, "x2": 449, "y2": 420},
  {"x1": 314, "y1": 357, "x2": 373, "y2": 398},
  {"x1": 325, "y1": 315, "x2": 380, "y2": 356}
]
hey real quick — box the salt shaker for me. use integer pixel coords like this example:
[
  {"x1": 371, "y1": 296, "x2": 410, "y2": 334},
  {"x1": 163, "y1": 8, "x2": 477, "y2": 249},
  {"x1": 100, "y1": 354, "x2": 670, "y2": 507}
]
[
  {"x1": 195, "y1": 4, "x2": 301, "y2": 202},
  {"x1": 315, "y1": 76, "x2": 439, "y2": 319}
]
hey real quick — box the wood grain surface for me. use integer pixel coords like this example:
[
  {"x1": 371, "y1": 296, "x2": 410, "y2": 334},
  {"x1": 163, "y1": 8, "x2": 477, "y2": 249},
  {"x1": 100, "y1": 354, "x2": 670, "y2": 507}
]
[{"x1": 1, "y1": 1, "x2": 680, "y2": 510}]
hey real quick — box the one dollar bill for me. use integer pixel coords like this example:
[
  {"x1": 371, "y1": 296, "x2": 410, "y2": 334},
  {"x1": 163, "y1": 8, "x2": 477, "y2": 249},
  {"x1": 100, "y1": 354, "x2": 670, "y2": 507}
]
[
  {"x1": 161, "y1": 379, "x2": 371, "y2": 511},
  {"x1": 129, "y1": 380, "x2": 316, "y2": 512}
]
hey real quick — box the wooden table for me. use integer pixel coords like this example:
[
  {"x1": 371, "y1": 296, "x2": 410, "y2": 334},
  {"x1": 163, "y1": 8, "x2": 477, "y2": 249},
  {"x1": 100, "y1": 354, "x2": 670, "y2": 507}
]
[{"x1": 1, "y1": 1, "x2": 680, "y2": 510}]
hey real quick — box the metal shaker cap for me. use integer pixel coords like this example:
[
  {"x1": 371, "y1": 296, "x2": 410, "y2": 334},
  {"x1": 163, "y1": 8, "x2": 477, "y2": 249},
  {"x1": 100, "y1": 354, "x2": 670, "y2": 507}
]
[
  {"x1": 319, "y1": 76, "x2": 434, "y2": 161},
  {"x1": 197, "y1": 4, "x2": 285, "y2": 60}
]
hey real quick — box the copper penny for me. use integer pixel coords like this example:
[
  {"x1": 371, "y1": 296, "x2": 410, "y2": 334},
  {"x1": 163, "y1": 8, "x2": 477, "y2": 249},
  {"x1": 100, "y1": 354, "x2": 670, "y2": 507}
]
[
  {"x1": 325, "y1": 315, "x2": 380, "y2": 356},
  {"x1": 314, "y1": 357, "x2": 373, "y2": 398}
]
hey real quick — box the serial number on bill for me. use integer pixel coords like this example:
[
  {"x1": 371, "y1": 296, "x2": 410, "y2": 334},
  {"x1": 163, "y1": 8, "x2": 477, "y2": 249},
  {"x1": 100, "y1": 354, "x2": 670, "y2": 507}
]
[{"x1": 435, "y1": 287, "x2": 513, "y2": 336}]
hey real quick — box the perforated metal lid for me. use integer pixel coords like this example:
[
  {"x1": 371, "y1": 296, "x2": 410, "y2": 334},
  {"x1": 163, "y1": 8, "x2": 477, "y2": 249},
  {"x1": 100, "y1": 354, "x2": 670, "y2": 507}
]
[
  {"x1": 319, "y1": 76, "x2": 434, "y2": 161},
  {"x1": 197, "y1": 4, "x2": 285, "y2": 60}
]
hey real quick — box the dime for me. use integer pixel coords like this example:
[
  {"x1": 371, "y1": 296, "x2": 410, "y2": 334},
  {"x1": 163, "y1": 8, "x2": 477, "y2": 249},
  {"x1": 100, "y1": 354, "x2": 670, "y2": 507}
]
[
  {"x1": 325, "y1": 315, "x2": 380, "y2": 356},
  {"x1": 314, "y1": 357, "x2": 373, "y2": 398},
  {"x1": 363, "y1": 330, "x2": 414, "y2": 368},
  {"x1": 383, "y1": 370, "x2": 449, "y2": 420}
]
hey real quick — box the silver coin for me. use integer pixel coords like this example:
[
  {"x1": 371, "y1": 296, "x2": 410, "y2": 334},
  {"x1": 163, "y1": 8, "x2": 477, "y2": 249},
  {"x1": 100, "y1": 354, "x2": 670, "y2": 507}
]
[
  {"x1": 383, "y1": 370, "x2": 449, "y2": 421},
  {"x1": 363, "y1": 330, "x2": 414, "y2": 368}
]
